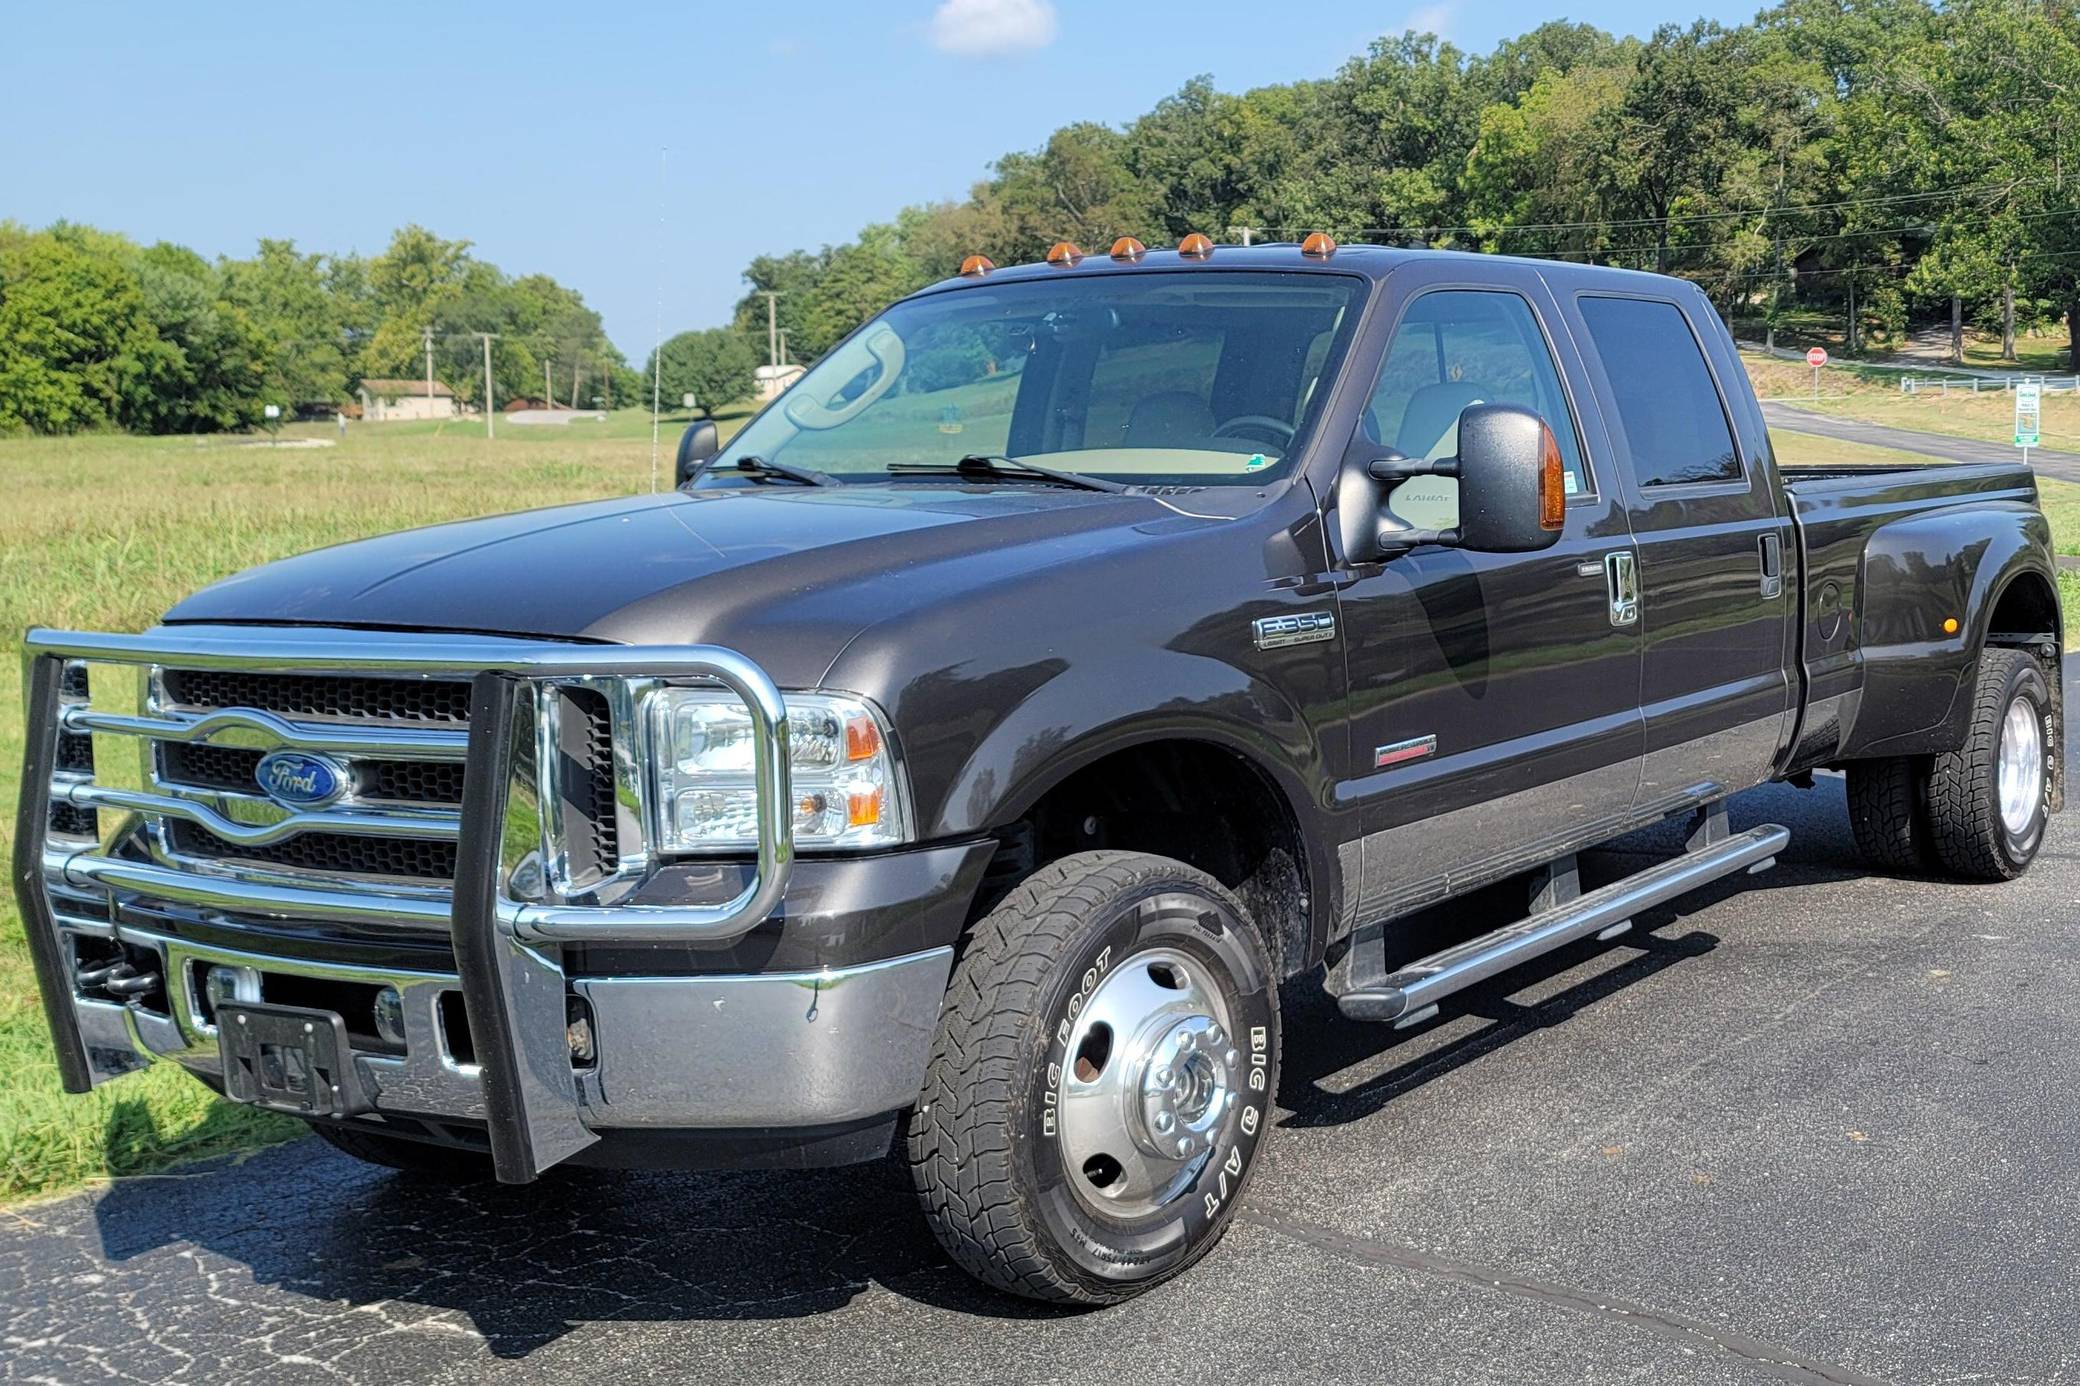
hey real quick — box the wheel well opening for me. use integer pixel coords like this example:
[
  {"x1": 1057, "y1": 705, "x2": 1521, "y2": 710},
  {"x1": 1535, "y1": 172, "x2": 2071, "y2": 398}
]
[
  {"x1": 1987, "y1": 573, "x2": 2060, "y2": 646},
  {"x1": 976, "y1": 741, "x2": 1311, "y2": 976}
]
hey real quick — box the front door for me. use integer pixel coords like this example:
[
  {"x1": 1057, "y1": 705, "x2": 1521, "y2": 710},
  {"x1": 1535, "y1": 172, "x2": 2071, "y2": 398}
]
[{"x1": 1331, "y1": 274, "x2": 1643, "y2": 929}]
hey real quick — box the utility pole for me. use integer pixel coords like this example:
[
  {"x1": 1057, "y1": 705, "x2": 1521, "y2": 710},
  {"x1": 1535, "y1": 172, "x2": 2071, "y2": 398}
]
[
  {"x1": 2004, "y1": 259, "x2": 2018, "y2": 362},
  {"x1": 423, "y1": 324, "x2": 435, "y2": 403},
  {"x1": 759, "y1": 291, "x2": 781, "y2": 367},
  {"x1": 545, "y1": 359, "x2": 554, "y2": 409},
  {"x1": 475, "y1": 332, "x2": 498, "y2": 438},
  {"x1": 778, "y1": 327, "x2": 789, "y2": 365},
  {"x1": 1951, "y1": 293, "x2": 1965, "y2": 365}
]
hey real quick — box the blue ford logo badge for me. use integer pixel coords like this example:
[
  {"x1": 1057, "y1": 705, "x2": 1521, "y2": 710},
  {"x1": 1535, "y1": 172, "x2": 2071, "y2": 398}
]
[{"x1": 254, "y1": 750, "x2": 348, "y2": 808}]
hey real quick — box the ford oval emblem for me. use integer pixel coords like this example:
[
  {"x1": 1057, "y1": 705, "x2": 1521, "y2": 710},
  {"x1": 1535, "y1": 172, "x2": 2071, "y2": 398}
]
[{"x1": 254, "y1": 750, "x2": 348, "y2": 808}]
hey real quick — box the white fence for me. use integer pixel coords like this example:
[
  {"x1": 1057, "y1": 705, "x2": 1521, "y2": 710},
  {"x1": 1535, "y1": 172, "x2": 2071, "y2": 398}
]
[{"x1": 1901, "y1": 374, "x2": 2080, "y2": 396}]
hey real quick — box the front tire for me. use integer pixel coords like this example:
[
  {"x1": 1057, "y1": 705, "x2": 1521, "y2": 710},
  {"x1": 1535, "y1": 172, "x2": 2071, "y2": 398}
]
[
  {"x1": 1846, "y1": 756, "x2": 1932, "y2": 873},
  {"x1": 908, "y1": 851, "x2": 1281, "y2": 1305},
  {"x1": 1925, "y1": 648, "x2": 2052, "y2": 881}
]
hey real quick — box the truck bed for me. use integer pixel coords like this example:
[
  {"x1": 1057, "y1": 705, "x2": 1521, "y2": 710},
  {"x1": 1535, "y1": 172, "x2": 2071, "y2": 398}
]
[{"x1": 1781, "y1": 456, "x2": 2051, "y2": 768}]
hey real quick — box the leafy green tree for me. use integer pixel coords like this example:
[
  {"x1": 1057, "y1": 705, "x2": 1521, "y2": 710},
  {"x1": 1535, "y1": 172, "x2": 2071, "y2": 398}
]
[
  {"x1": 0, "y1": 226, "x2": 161, "y2": 433},
  {"x1": 220, "y1": 239, "x2": 353, "y2": 406},
  {"x1": 648, "y1": 327, "x2": 758, "y2": 410}
]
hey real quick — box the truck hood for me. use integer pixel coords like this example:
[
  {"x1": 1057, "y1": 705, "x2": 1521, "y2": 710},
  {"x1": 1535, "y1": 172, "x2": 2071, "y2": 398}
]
[{"x1": 165, "y1": 486, "x2": 1176, "y2": 686}]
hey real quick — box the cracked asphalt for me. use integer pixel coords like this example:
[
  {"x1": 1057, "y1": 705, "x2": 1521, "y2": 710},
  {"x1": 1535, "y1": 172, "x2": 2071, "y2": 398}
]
[{"x1": 2, "y1": 664, "x2": 2073, "y2": 1385}]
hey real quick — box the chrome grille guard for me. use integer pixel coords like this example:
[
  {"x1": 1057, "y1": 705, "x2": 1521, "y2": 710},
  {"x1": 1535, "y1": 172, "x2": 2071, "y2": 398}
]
[{"x1": 14, "y1": 625, "x2": 796, "y2": 1180}]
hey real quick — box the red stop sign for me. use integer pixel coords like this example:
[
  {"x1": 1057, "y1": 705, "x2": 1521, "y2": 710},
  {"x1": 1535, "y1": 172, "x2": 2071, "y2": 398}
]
[{"x1": 1806, "y1": 347, "x2": 1829, "y2": 368}]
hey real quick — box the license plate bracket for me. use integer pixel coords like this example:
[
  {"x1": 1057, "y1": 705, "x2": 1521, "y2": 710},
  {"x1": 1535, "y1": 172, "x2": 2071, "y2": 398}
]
[{"x1": 217, "y1": 1002, "x2": 369, "y2": 1118}]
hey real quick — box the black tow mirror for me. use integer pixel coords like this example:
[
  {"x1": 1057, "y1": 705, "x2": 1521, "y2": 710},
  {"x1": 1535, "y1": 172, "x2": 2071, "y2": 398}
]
[
  {"x1": 673, "y1": 419, "x2": 721, "y2": 487},
  {"x1": 1337, "y1": 403, "x2": 1566, "y2": 561}
]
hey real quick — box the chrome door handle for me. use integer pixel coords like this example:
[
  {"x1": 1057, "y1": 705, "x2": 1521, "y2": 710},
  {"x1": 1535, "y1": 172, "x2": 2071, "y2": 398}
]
[
  {"x1": 1758, "y1": 533, "x2": 1784, "y2": 599},
  {"x1": 1604, "y1": 551, "x2": 1640, "y2": 627}
]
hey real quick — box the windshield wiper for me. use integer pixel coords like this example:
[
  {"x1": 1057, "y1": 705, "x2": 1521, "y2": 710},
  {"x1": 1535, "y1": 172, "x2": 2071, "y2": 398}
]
[
  {"x1": 885, "y1": 454, "x2": 1131, "y2": 494},
  {"x1": 689, "y1": 454, "x2": 839, "y2": 488}
]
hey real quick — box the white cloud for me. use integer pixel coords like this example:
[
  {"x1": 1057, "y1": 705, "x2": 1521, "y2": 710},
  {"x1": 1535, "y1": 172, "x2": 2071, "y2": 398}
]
[
  {"x1": 1400, "y1": 2, "x2": 1456, "y2": 38},
  {"x1": 928, "y1": 0, "x2": 1059, "y2": 57}
]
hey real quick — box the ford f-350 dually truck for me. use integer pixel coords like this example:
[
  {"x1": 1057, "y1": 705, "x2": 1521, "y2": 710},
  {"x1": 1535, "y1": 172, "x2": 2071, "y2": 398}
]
[{"x1": 16, "y1": 238, "x2": 2062, "y2": 1304}]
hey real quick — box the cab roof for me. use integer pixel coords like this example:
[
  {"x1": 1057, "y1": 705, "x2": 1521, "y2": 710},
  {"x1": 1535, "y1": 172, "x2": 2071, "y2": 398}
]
[{"x1": 910, "y1": 241, "x2": 1691, "y2": 299}]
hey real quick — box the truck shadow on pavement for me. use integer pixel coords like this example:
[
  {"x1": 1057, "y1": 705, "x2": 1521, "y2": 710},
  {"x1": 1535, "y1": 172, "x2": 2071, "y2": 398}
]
[{"x1": 78, "y1": 780, "x2": 1870, "y2": 1352}]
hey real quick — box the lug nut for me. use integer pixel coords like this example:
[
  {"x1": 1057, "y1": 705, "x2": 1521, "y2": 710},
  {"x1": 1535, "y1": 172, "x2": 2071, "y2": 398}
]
[
  {"x1": 1224, "y1": 1048, "x2": 1239, "y2": 1067},
  {"x1": 1154, "y1": 1112, "x2": 1174, "y2": 1133},
  {"x1": 1154, "y1": 1067, "x2": 1172, "y2": 1088},
  {"x1": 1207, "y1": 1025, "x2": 1225, "y2": 1046},
  {"x1": 1177, "y1": 1136, "x2": 1194, "y2": 1155}
]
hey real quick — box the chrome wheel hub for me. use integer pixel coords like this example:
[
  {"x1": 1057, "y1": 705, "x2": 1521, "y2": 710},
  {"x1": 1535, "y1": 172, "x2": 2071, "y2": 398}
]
[
  {"x1": 1998, "y1": 694, "x2": 2044, "y2": 837},
  {"x1": 1058, "y1": 948, "x2": 1238, "y2": 1218}
]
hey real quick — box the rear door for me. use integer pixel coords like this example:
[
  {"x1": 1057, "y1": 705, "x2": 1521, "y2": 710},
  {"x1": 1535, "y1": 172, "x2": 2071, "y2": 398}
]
[{"x1": 1560, "y1": 290, "x2": 1796, "y2": 807}]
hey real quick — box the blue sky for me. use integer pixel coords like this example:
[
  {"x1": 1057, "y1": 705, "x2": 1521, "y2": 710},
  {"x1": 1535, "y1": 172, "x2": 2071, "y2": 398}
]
[{"x1": 5, "y1": 0, "x2": 1759, "y2": 358}]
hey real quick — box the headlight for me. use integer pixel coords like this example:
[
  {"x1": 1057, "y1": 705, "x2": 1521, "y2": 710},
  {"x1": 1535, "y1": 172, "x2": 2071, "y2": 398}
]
[{"x1": 645, "y1": 688, "x2": 905, "y2": 853}]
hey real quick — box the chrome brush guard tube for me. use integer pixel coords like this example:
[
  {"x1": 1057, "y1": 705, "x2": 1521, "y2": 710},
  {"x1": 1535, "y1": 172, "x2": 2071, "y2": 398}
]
[{"x1": 14, "y1": 625, "x2": 797, "y2": 1181}]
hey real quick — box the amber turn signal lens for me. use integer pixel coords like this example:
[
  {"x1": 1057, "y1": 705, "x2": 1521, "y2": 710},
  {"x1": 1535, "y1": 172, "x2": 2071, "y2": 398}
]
[
  {"x1": 1045, "y1": 240, "x2": 1084, "y2": 266},
  {"x1": 1177, "y1": 232, "x2": 1214, "y2": 258},
  {"x1": 958, "y1": 254, "x2": 995, "y2": 277},
  {"x1": 1301, "y1": 231, "x2": 1338, "y2": 257},
  {"x1": 844, "y1": 713, "x2": 882, "y2": 762},
  {"x1": 847, "y1": 785, "x2": 886, "y2": 829},
  {"x1": 1538, "y1": 424, "x2": 1567, "y2": 531},
  {"x1": 1109, "y1": 236, "x2": 1146, "y2": 260}
]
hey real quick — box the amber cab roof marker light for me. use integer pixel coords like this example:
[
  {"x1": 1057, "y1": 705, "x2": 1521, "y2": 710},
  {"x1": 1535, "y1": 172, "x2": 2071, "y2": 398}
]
[
  {"x1": 958, "y1": 254, "x2": 996, "y2": 278},
  {"x1": 1177, "y1": 232, "x2": 1215, "y2": 259},
  {"x1": 1538, "y1": 425, "x2": 1567, "y2": 532},
  {"x1": 1301, "y1": 231, "x2": 1339, "y2": 258},
  {"x1": 1109, "y1": 236, "x2": 1146, "y2": 261},
  {"x1": 1045, "y1": 241, "x2": 1084, "y2": 267}
]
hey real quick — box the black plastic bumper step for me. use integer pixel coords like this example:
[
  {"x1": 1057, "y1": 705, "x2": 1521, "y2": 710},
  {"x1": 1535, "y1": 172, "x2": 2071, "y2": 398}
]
[{"x1": 1335, "y1": 822, "x2": 1788, "y2": 1025}]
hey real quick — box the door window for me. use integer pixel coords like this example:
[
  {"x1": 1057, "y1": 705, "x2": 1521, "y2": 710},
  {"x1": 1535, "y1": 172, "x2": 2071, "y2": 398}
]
[
  {"x1": 1362, "y1": 291, "x2": 1588, "y2": 530},
  {"x1": 1576, "y1": 297, "x2": 1741, "y2": 488}
]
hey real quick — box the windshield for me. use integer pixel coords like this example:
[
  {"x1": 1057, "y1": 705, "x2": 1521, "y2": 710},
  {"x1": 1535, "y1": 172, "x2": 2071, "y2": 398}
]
[{"x1": 715, "y1": 270, "x2": 1367, "y2": 488}]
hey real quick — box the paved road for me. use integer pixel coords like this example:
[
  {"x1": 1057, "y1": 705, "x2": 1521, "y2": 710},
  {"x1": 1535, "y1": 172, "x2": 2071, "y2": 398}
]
[
  {"x1": 3, "y1": 666, "x2": 2074, "y2": 1385},
  {"x1": 1761, "y1": 401, "x2": 2080, "y2": 486}
]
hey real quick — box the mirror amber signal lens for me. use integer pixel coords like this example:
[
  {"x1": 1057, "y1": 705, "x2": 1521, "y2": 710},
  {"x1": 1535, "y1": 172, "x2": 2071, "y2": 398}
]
[
  {"x1": 1109, "y1": 236, "x2": 1146, "y2": 260},
  {"x1": 1178, "y1": 232, "x2": 1214, "y2": 258},
  {"x1": 1301, "y1": 231, "x2": 1338, "y2": 257},
  {"x1": 1045, "y1": 241, "x2": 1084, "y2": 266},
  {"x1": 1538, "y1": 425, "x2": 1566, "y2": 531},
  {"x1": 959, "y1": 254, "x2": 995, "y2": 277}
]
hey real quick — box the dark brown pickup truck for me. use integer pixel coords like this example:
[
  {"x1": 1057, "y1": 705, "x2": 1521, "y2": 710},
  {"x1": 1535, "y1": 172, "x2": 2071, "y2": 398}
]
[{"x1": 16, "y1": 241, "x2": 2063, "y2": 1304}]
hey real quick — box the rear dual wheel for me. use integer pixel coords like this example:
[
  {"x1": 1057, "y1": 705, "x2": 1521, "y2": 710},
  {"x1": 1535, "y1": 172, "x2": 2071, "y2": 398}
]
[
  {"x1": 908, "y1": 851, "x2": 1280, "y2": 1305},
  {"x1": 1847, "y1": 648, "x2": 2051, "y2": 881}
]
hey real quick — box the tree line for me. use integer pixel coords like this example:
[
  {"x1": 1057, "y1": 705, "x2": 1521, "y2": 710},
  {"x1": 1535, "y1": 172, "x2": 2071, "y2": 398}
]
[
  {"x1": 0, "y1": 222, "x2": 640, "y2": 435},
  {"x1": 704, "y1": 0, "x2": 2080, "y2": 382}
]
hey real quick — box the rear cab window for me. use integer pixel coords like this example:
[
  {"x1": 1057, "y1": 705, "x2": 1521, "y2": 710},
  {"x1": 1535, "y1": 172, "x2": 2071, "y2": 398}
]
[{"x1": 1574, "y1": 296, "x2": 1742, "y2": 488}]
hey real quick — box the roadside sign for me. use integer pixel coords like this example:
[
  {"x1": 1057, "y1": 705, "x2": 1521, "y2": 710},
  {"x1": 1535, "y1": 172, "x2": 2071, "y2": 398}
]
[
  {"x1": 2015, "y1": 378, "x2": 2042, "y2": 458},
  {"x1": 263, "y1": 403, "x2": 281, "y2": 419},
  {"x1": 1806, "y1": 347, "x2": 1828, "y2": 367},
  {"x1": 682, "y1": 392, "x2": 697, "y2": 409}
]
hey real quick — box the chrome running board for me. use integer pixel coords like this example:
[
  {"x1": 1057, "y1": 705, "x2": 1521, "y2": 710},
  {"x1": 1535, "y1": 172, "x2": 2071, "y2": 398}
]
[{"x1": 1334, "y1": 822, "x2": 1787, "y2": 1025}]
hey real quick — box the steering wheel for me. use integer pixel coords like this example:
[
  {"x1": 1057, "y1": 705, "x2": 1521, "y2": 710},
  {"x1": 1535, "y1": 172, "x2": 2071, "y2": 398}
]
[{"x1": 1213, "y1": 415, "x2": 1296, "y2": 447}]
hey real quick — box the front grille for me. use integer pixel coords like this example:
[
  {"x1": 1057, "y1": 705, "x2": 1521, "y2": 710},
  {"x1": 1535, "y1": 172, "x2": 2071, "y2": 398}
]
[
  {"x1": 158, "y1": 742, "x2": 466, "y2": 807},
  {"x1": 161, "y1": 742, "x2": 262, "y2": 792},
  {"x1": 160, "y1": 669, "x2": 473, "y2": 725},
  {"x1": 169, "y1": 821, "x2": 459, "y2": 884}
]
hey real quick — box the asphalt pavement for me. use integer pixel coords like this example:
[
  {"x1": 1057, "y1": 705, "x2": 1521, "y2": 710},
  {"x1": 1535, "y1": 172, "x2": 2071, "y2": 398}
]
[
  {"x1": 1760, "y1": 400, "x2": 2080, "y2": 485},
  {"x1": 2, "y1": 668, "x2": 2073, "y2": 1386}
]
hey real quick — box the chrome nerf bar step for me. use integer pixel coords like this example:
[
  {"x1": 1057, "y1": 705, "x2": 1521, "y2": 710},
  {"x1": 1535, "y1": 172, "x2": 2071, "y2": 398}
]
[{"x1": 1334, "y1": 821, "x2": 1788, "y2": 1025}]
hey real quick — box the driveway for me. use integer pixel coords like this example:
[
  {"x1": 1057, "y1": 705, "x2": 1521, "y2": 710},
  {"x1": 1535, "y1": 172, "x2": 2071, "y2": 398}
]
[{"x1": 2, "y1": 665, "x2": 2074, "y2": 1385}]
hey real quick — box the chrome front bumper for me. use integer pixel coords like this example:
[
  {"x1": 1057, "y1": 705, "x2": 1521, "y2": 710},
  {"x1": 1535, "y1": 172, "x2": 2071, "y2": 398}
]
[
  {"x1": 14, "y1": 626, "x2": 950, "y2": 1181},
  {"x1": 65, "y1": 925, "x2": 952, "y2": 1131}
]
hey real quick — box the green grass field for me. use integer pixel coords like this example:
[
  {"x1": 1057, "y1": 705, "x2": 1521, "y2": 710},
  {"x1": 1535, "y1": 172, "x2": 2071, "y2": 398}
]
[{"x1": 0, "y1": 393, "x2": 2073, "y2": 1205}]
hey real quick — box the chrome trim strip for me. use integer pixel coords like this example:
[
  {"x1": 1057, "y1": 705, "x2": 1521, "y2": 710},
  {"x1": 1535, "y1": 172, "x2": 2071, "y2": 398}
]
[
  {"x1": 63, "y1": 703, "x2": 468, "y2": 759},
  {"x1": 49, "y1": 845, "x2": 451, "y2": 927},
  {"x1": 56, "y1": 781, "x2": 461, "y2": 846}
]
